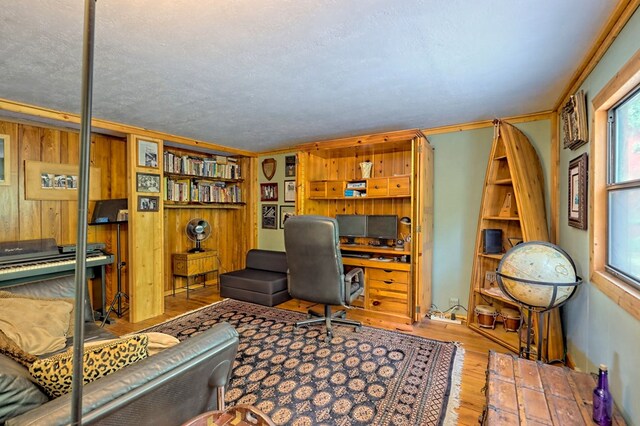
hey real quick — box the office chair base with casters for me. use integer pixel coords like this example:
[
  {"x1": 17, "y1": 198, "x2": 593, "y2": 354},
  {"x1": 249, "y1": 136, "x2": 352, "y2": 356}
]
[{"x1": 295, "y1": 304, "x2": 361, "y2": 338}]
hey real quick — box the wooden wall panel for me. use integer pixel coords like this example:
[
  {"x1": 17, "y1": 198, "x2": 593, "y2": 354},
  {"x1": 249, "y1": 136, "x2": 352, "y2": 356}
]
[
  {"x1": 0, "y1": 121, "x2": 19, "y2": 241},
  {"x1": 127, "y1": 135, "x2": 164, "y2": 322},
  {"x1": 18, "y1": 125, "x2": 43, "y2": 239},
  {"x1": 163, "y1": 156, "x2": 254, "y2": 295},
  {"x1": 0, "y1": 118, "x2": 126, "y2": 313}
]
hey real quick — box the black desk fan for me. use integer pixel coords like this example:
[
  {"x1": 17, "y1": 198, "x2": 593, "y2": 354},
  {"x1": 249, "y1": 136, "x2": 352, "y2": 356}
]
[{"x1": 186, "y1": 218, "x2": 211, "y2": 253}]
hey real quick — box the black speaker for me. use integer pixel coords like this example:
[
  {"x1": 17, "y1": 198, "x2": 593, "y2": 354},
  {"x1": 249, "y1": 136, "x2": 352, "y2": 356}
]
[{"x1": 482, "y1": 229, "x2": 503, "y2": 254}]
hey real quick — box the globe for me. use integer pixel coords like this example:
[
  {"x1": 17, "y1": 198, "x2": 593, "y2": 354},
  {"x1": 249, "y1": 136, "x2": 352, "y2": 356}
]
[{"x1": 497, "y1": 241, "x2": 581, "y2": 310}]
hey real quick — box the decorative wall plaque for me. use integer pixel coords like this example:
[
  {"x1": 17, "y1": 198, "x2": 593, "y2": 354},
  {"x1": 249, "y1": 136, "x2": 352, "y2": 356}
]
[{"x1": 261, "y1": 158, "x2": 276, "y2": 181}]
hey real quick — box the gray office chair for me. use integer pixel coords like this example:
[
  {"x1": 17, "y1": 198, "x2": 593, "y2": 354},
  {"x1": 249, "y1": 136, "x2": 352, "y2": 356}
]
[{"x1": 284, "y1": 215, "x2": 364, "y2": 337}]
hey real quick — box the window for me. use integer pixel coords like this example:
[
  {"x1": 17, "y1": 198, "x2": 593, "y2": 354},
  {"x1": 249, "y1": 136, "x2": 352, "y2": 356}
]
[
  {"x1": 607, "y1": 87, "x2": 640, "y2": 288},
  {"x1": 591, "y1": 48, "x2": 640, "y2": 321}
]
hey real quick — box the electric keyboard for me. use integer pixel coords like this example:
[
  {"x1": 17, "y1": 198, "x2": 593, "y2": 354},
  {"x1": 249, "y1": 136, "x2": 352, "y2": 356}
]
[{"x1": 0, "y1": 238, "x2": 114, "y2": 286}]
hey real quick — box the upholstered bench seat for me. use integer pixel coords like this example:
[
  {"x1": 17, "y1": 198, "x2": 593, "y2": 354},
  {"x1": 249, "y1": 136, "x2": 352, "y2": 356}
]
[{"x1": 220, "y1": 249, "x2": 290, "y2": 307}]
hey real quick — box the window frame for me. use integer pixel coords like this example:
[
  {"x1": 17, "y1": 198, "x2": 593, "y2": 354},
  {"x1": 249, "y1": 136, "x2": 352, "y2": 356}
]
[
  {"x1": 591, "y1": 48, "x2": 640, "y2": 321},
  {"x1": 605, "y1": 86, "x2": 640, "y2": 288}
]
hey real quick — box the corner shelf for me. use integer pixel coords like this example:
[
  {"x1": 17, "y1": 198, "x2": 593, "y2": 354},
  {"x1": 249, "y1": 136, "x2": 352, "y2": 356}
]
[
  {"x1": 467, "y1": 121, "x2": 564, "y2": 361},
  {"x1": 483, "y1": 216, "x2": 520, "y2": 221}
]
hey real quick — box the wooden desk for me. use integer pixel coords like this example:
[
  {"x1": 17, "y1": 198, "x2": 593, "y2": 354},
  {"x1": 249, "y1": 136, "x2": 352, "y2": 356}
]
[
  {"x1": 172, "y1": 251, "x2": 218, "y2": 298},
  {"x1": 483, "y1": 351, "x2": 626, "y2": 425},
  {"x1": 341, "y1": 244, "x2": 412, "y2": 323}
]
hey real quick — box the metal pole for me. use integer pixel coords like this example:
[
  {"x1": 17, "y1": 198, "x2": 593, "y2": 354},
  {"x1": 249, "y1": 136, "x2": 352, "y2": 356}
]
[{"x1": 71, "y1": 0, "x2": 96, "y2": 423}]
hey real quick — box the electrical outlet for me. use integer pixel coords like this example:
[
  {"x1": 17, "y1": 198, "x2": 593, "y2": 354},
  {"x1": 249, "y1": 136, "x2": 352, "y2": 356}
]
[{"x1": 449, "y1": 297, "x2": 459, "y2": 309}]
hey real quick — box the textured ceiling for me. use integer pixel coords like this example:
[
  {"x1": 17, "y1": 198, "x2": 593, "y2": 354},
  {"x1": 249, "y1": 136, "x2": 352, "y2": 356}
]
[{"x1": 0, "y1": 0, "x2": 618, "y2": 151}]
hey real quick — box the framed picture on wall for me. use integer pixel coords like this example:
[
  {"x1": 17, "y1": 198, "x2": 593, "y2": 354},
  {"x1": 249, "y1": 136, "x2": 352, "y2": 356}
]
[
  {"x1": 0, "y1": 134, "x2": 10, "y2": 186},
  {"x1": 138, "y1": 195, "x2": 159, "y2": 212},
  {"x1": 284, "y1": 180, "x2": 296, "y2": 202},
  {"x1": 261, "y1": 183, "x2": 278, "y2": 201},
  {"x1": 568, "y1": 153, "x2": 588, "y2": 230},
  {"x1": 285, "y1": 155, "x2": 296, "y2": 177},
  {"x1": 261, "y1": 204, "x2": 277, "y2": 229},
  {"x1": 280, "y1": 205, "x2": 295, "y2": 228},
  {"x1": 136, "y1": 172, "x2": 161, "y2": 193},
  {"x1": 137, "y1": 139, "x2": 159, "y2": 168}
]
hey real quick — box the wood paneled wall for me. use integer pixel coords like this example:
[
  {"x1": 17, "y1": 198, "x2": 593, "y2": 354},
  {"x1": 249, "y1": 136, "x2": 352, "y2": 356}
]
[
  {"x1": 0, "y1": 118, "x2": 127, "y2": 305},
  {"x1": 163, "y1": 156, "x2": 256, "y2": 294}
]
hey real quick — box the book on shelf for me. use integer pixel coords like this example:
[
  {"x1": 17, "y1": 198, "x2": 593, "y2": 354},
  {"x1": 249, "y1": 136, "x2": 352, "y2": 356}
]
[
  {"x1": 346, "y1": 181, "x2": 366, "y2": 189},
  {"x1": 344, "y1": 189, "x2": 364, "y2": 197},
  {"x1": 163, "y1": 151, "x2": 241, "y2": 179}
]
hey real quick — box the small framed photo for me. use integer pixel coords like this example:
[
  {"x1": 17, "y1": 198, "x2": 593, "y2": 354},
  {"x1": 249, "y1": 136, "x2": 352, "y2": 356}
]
[
  {"x1": 284, "y1": 180, "x2": 296, "y2": 203},
  {"x1": 280, "y1": 205, "x2": 295, "y2": 229},
  {"x1": 568, "y1": 153, "x2": 588, "y2": 230},
  {"x1": 261, "y1": 183, "x2": 278, "y2": 201},
  {"x1": 136, "y1": 172, "x2": 161, "y2": 193},
  {"x1": 261, "y1": 204, "x2": 277, "y2": 229},
  {"x1": 285, "y1": 155, "x2": 296, "y2": 177},
  {"x1": 138, "y1": 195, "x2": 159, "y2": 212},
  {"x1": 137, "y1": 139, "x2": 159, "y2": 168}
]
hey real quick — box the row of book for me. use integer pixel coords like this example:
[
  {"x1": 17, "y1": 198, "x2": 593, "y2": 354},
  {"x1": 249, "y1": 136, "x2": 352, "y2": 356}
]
[
  {"x1": 164, "y1": 177, "x2": 242, "y2": 203},
  {"x1": 344, "y1": 189, "x2": 366, "y2": 197},
  {"x1": 163, "y1": 152, "x2": 241, "y2": 180}
]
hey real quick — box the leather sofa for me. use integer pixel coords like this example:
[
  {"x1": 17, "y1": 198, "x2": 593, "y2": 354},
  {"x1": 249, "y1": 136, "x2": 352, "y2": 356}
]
[
  {"x1": 0, "y1": 275, "x2": 239, "y2": 426},
  {"x1": 220, "y1": 249, "x2": 290, "y2": 307}
]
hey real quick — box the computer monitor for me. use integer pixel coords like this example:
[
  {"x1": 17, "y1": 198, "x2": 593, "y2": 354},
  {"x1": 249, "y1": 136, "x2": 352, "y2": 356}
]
[
  {"x1": 336, "y1": 214, "x2": 367, "y2": 245},
  {"x1": 366, "y1": 215, "x2": 398, "y2": 246}
]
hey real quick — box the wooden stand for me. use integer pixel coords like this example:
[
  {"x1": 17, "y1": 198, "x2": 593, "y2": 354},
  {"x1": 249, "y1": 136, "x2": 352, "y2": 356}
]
[
  {"x1": 181, "y1": 405, "x2": 275, "y2": 426},
  {"x1": 172, "y1": 250, "x2": 218, "y2": 298}
]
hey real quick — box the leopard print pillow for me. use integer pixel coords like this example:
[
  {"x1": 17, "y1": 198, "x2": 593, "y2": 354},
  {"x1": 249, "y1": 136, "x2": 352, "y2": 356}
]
[{"x1": 29, "y1": 334, "x2": 148, "y2": 398}]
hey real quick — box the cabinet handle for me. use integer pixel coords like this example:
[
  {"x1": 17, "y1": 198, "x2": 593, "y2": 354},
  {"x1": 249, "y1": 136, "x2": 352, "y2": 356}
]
[
  {"x1": 396, "y1": 184, "x2": 401, "y2": 188},
  {"x1": 372, "y1": 301, "x2": 381, "y2": 306},
  {"x1": 384, "y1": 280, "x2": 393, "y2": 284},
  {"x1": 374, "y1": 185, "x2": 379, "y2": 189},
  {"x1": 383, "y1": 269, "x2": 393, "y2": 273}
]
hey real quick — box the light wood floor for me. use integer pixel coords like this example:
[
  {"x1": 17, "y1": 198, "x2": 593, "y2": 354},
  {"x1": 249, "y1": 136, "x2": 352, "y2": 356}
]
[{"x1": 105, "y1": 286, "x2": 508, "y2": 425}]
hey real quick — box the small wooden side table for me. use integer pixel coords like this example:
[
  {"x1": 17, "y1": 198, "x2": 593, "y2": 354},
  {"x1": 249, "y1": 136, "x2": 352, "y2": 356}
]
[
  {"x1": 483, "y1": 351, "x2": 626, "y2": 425},
  {"x1": 181, "y1": 405, "x2": 275, "y2": 426},
  {"x1": 172, "y1": 251, "x2": 218, "y2": 298}
]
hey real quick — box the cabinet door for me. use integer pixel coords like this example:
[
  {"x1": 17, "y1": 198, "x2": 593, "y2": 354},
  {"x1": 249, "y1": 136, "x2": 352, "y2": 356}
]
[
  {"x1": 388, "y1": 176, "x2": 410, "y2": 196},
  {"x1": 327, "y1": 180, "x2": 345, "y2": 198},
  {"x1": 309, "y1": 181, "x2": 327, "y2": 198},
  {"x1": 367, "y1": 178, "x2": 388, "y2": 197}
]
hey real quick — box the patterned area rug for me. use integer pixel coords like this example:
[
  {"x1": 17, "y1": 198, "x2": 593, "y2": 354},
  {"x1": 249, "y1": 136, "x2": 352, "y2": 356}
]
[{"x1": 144, "y1": 300, "x2": 463, "y2": 426}]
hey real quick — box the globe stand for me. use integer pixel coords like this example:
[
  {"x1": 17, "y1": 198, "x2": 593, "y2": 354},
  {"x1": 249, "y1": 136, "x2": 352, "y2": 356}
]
[{"x1": 496, "y1": 241, "x2": 582, "y2": 363}]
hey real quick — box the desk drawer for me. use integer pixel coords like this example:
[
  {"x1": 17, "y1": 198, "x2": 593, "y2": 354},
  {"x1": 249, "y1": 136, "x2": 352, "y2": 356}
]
[
  {"x1": 367, "y1": 178, "x2": 388, "y2": 197},
  {"x1": 309, "y1": 181, "x2": 327, "y2": 198},
  {"x1": 173, "y1": 252, "x2": 217, "y2": 276},
  {"x1": 388, "y1": 176, "x2": 410, "y2": 196},
  {"x1": 369, "y1": 279, "x2": 408, "y2": 293},
  {"x1": 367, "y1": 288, "x2": 408, "y2": 315},
  {"x1": 368, "y1": 269, "x2": 409, "y2": 284}
]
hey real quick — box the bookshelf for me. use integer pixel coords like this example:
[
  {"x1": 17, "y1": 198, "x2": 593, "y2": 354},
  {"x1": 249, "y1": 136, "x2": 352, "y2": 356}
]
[
  {"x1": 163, "y1": 150, "x2": 244, "y2": 208},
  {"x1": 467, "y1": 121, "x2": 564, "y2": 361}
]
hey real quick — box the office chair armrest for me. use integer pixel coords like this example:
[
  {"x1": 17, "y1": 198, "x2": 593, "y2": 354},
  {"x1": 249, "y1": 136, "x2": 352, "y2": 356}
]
[{"x1": 344, "y1": 267, "x2": 364, "y2": 300}]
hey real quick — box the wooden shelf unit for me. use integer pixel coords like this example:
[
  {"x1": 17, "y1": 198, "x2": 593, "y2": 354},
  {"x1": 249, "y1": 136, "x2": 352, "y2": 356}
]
[
  {"x1": 160, "y1": 144, "x2": 255, "y2": 306},
  {"x1": 467, "y1": 121, "x2": 565, "y2": 361},
  {"x1": 297, "y1": 129, "x2": 433, "y2": 324},
  {"x1": 163, "y1": 149, "x2": 245, "y2": 206}
]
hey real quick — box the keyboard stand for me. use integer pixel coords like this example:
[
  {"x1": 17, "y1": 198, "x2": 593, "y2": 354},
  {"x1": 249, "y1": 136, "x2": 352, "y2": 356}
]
[{"x1": 100, "y1": 222, "x2": 128, "y2": 326}]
